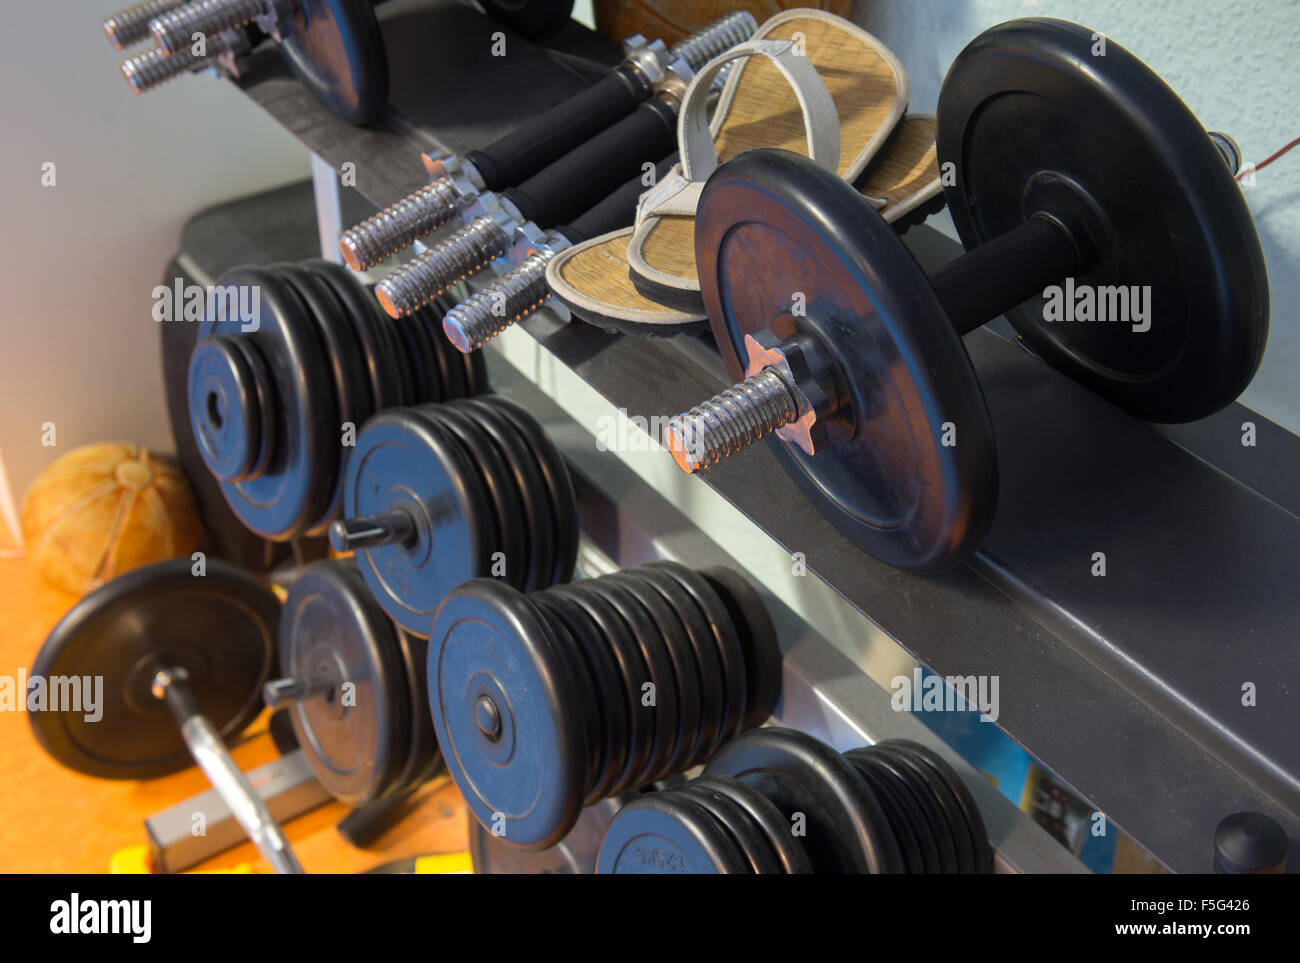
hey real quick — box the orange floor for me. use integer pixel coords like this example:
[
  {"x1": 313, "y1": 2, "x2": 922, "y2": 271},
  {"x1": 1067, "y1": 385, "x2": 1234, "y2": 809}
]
[{"x1": 0, "y1": 556, "x2": 466, "y2": 874}]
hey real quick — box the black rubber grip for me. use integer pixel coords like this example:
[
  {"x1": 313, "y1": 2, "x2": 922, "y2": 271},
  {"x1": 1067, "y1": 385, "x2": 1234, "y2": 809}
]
[
  {"x1": 930, "y1": 215, "x2": 1083, "y2": 335},
  {"x1": 465, "y1": 67, "x2": 645, "y2": 191},
  {"x1": 556, "y1": 153, "x2": 680, "y2": 245},
  {"x1": 503, "y1": 98, "x2": 678, "y2": 230}
]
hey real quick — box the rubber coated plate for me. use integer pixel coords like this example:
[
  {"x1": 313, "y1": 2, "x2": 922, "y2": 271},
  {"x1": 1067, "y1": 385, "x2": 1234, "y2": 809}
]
[
  {"x1": 704, "y1": 727, "x2": 904, "y2": 873},
  {"x1": 875, "y1": 742, "x2": 977, "y2": 873},
  {"x1": 529, "y1": 595, "x2": 601, "y2": 801},
  {"x1": 938, "y1": 18, "x2": 1268, "y2": 423},
  {"x1": 387, "y1": 628, "x2": 442, "y2": 797},
  {"x1": 344, "y1": 408, "x2": 492, "y2": 637},
  {"x1": 280, "y1": 563, "x2": 409, "y2": 805},
  {"x1": 696, "y1": 774, "x2": 815, "y2": 874},
  {"x1": 880, "y1": 738, "x2": 994, "y2": 872},
  {"x1": 646, "y1": 561, "x2": 747, "y2": 751},
  {"x1": 634, "y1": 567, "x2": 726, "y2": 768},
  {"x1": 422, "y1": 405, "x2": 529, "y2": 589},
  {"x1": 846, "y1": 749, "x2": 937, "y2": 873},
  {"x1": 863, "y1": 745, "x2": 961, "y2": 873},
  {"x1": 534, "y1": 592, "x2": 624, "y2": 804},
  {"x1": 194, "y1": 266, "x2": 337, "y2": 539},
  {"x1": 698, "y1": 567, "x2": 782, "y2": 730},
  {"x1": 30, "y1": 559, "x2": 277, "y2": 780},
  {"x1": 597, "y1": 793, "x2": 752, "y2": 874},
  {"x1": 394, "y1": 314, "x2": 437, "y2": 405},
  {"x1": 414, "y1": 304, "x2": 462, "y2": 400},
  {"x1": 428, "y1": 579, "x2": 587, "y2": 850},
  {"x1": 279, "y1": 0, "x2": 389, "y2": 125},
  {"x1": 552, "y1": 583, "x2": 654, "y2": 797},
  {"x1": 696, "y1": 149, "x2": 998, "y2": 573},
  {"x1": 456, "y1": 398, "x2": 555, "y2": 593},
  {"x1": 489, "y1": 396, "x2": 579, "y2": 586},
  {"x1": 469, "y1": 796, "x2": 620, "y2": 874},
  {"x1": 306, "y1": 261, "x2": 399, "y2": 411},
  {"x1": 677, "y1": 784, "x2": 783, "y2": 873}
]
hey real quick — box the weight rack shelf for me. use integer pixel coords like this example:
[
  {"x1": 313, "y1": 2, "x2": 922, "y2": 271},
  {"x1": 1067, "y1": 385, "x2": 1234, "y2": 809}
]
[{"x1": 225, "y1": 0, "x2": 1299, "y2": 873}]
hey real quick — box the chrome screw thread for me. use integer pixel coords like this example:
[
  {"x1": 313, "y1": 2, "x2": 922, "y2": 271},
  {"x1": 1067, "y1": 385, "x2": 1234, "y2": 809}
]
[
  {"x1": 337, "y1": 179, "x2": 464, "y2": 271},
  {"x1": 150, "y1": 0, "x2": 265, "y2": 54},
  {"x1": 442, "y1": 248, "x2": 557, "y2": 352},
  {"x1": 663, "y1": 368, "x2": 800, "y2": 474},
  {"x1": 669, "y1": 10, "x2": 758, "y2": 68},
  {"x1": 374, "y1": 217, "x2": 512, "y2": 318},
  {"x1": 121, "y1": 31, "x2": 240, "y2": 92},
  {"x1": 104, "y1": 0, "x2": 187, "y2": 49}
]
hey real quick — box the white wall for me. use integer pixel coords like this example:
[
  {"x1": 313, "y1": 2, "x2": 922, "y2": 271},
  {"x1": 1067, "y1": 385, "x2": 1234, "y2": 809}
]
[
  {"x1": 0, "y1": 0, "x2": 309, "y2": 506},
  {"x1": 853, "y1": 0, "x2": 1300, "y2": 433}
]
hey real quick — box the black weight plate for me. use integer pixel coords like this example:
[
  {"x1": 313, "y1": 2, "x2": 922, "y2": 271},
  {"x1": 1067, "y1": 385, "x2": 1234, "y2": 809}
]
[
  {"x1": 342, "y1": 408, "x2": 493, "y2": 637},
  {"x1": 489, "y1": 395, "x2": 579, "y2": 587},
  {"x1": 30, "y1": 559, "x2": 277, "y2": 780},
  {"x1": 551, "y1": 583, "x2": 654, "y2": 798},
  {"x1": 879, "y1": 738, "x2": 994, "y2": 873},
  {"x1": 529, "y1": 595, "x2": 601, "y2": 801},
  {"x1": 704, "y1": 727, "x2": 904, "y2": 874},
  {"x1": 676, "y1": 784, "x2": 782, "y2": 874},
  {"x1": 607, "y1": 572, "x2": 701, "y2": 780},
  {"x1": 187, "y1": 335, "x2": 262, "y2": 482},
  {"x1": 279, "y1": 0, "x2": 389, "y2": 126},
  {"x1": 696, "y1": 149, "x2": 998, "y2": 573},
  {"x1": 645, "y1": 561, "x2": 747, "y2": 750},
  {"x1": 596, "y1": 792, "x2": 752, "y2": 874},
  {"x1": 280, "y1": 562, "x2": 409, "y2": 805},
  {"x1": 421, "y1": 404, "x2": 529, "y2": 590},
  {"x1": 845, "y1": 749, "x2": 935, "y2": 874},
  {"x1": 277, "y1": 264, "x2": 371, "y2": 535},
  {"x1": 428, "y1": 579, "x2": 587, "y2": 850},
  {"x1": 938, "y1": 18, "x2": 1268, "y2": 423},
  {"x1": 469, "y1": 796, "x2": 621, "y2": 874},
  {"x1": 534, "y1": 592, "x2": 624, "y2": 804},
  {"x1": 696, "y1": 775, "x2": 815, "y2": 875},
  {"x1": 305, "y1": 261, "x2": 397, "y2": 411},
  {"x1": 633, "y1": 567, "x2": 725, "y2": 769},
  {"x1": 407, "y1": 311, "x2": 446, "y2": 403},
  {"x1": 590, "y1": 578, "x2": 681, "y2": 787},
  {"x1": 462, "y1": 345, "x2": 490, "y2": 397},
  {"x1": 372, "y1": 301, "x2": 415, "y2": 407},
  {"x1": 864, "y1": 745, "x2": 962, "y2": 873},
  {"x1": 876, "y1": 741, "x2": 980, "y2": 873},
  {"x1": 387, "y1": 628, "x2": 442, "y2": 797},
  {"x1": 195, "y1": 266, "x2": 337, "y2": 540},
  {"x1": 225, "y1": 336, "x2": 278, "y2": 480},
  {"x1": 455, "y1": 398, "x2": 555, "y2": 593},
  {"x1": 698, "y1": 567, "x2": 782, "y2": 730},
  {"x1": 394, "y1": 315, "x2": 437, "y2": 405},
  {"x1": 416, "y1": 304, "x2": 464, "y2": 401}
]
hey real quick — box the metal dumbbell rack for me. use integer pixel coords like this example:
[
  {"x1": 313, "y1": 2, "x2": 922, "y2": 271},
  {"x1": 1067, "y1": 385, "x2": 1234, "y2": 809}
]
[{"x1": 210, "y1": 0, "x2": 1297, "y2": 873}]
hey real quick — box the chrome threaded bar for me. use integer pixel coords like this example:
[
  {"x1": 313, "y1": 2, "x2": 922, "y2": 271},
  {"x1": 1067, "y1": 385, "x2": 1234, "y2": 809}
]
[
  {"x1": 442, "y1": 248, "x2": 556, "y2": 353},
  {"x1": 121, "y1": 32, "x2": 239, "y2": 92},
  {"x1": 103, "y1": 0, "x2": 187, "y2": 49},
  {"x1": 669, "y1": 10, "x2": 758, "y2": 69},
  {"x1": 337, "y1": 178, "x2": 463, "y2": 271},
  {"x1": 374, "y1": 216, "x2": 512, "y2": 318},
  {"x1": 663, "y1": 368, "x2": 800, "y2": 474},
  {"x1": 150, "y1": 0, "x2": 264, "y2": 54}
]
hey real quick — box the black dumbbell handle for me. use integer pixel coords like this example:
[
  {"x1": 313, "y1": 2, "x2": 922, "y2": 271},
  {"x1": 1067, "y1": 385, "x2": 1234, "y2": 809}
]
[
  {"x1": 929, "y1": 214, "x2": 1085, "y2": 335},
  {"x1": 502, "y1": 98, "x2": 678, "y2": 231},
  {"x1": 555, "y1": 152, "x2": 679, "y2": 245},
  {"x1": 465, "y1": 68, "x2": 645, "y2": 192}
]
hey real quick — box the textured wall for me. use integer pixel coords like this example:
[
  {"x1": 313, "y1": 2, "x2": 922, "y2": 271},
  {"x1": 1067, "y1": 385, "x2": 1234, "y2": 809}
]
[
  {"x1": 0, "y1": 0, "x2": 309, "y2": 507},
  {"x1": 854, "y1": 0, "x2": 1300, "y2": 431}
]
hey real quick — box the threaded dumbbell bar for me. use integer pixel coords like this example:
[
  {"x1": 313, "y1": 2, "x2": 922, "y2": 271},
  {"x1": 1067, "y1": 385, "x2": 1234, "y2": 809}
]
[
  {"x1": 598, "y1": 727, "x2": 994, "y2": 874},
  {"x1": 103, "y1": 0, "x2": 187, "y2": 49},
  {"x1": 337, "y1": 11, "x2": 755, "y2": 271},
  {"x1": 120, "y1": 27, "x2": 252, "y2": 93},
  {"x1": 428, "y1": 561, "x2": 782, "y2": 850}
]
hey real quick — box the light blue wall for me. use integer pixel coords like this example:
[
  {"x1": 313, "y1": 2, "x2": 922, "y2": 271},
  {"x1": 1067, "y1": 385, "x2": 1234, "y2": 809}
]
[{"x1": 853, "y1": 0, "x2": 1300, "y2": 432}]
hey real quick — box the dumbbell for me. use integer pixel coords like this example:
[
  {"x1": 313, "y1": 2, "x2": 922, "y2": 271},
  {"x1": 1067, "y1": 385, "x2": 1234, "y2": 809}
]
[
  {"x1": 119, "y1": 24, "x2": 259, "y2": 94},
  {"x1": 428, "y1": 561, "x2": 782, "y2": 850},
  {"x1": 663, "y1": 19, "x2": 1269, "y2": 573},
  {"x1": 337, "y1": 11, "x2": 756, "y2": 271},
  {"x1": 330, "y1": 394, "x2": 578, "y2": 637},
  {"x1": 440, "y1": 153, "x2": 678, "y2": 351},
  {"x1": 186, "y1": 259, "x2": 488, "y2": 541},
  {"x1": 469, "y1": 796, "x2": 622, "y2": 874},
  {"x1": 598, "y1": 727, "x2": 994, "y2": 874},
  {"x1": 261, "y1": 561, "x2": 441, "y2": 810},
  {"x1": 103, "y1": 0, "x2": 193, "y2": 49},
  {"x1": 30, "y1": 559, "x2": 303, "y2": 874}
]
